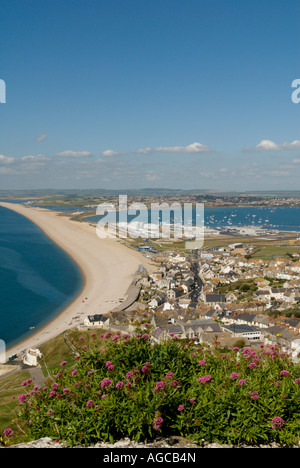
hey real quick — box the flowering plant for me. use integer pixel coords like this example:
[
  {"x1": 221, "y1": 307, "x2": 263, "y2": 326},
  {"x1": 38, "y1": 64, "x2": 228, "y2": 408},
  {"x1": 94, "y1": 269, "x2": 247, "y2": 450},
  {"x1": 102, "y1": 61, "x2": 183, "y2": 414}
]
[{"x1": 10, "y1": 332, "x2": 300, "y2": 447}]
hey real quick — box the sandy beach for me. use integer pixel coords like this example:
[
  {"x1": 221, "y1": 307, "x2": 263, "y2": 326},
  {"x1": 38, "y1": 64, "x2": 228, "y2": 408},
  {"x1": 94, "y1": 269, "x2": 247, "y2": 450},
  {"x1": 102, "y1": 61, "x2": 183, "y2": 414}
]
[{"x1": 0, "y1": 202, "x2": 155, "y2": 358}]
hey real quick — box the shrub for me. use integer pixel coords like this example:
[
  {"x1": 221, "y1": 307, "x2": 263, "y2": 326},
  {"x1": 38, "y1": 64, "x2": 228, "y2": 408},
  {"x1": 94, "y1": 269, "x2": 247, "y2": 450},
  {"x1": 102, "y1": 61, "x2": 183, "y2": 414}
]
[{"x1": 7, "y1": 333, "x2": 300, "y2": 447}]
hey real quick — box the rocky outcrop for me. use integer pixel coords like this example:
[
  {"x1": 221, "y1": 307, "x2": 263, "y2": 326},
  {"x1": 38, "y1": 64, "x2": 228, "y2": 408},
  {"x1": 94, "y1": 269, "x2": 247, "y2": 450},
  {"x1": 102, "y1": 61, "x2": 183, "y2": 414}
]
[{"x1": 3, "y1": 436, "x2": 296, "y2": 448}]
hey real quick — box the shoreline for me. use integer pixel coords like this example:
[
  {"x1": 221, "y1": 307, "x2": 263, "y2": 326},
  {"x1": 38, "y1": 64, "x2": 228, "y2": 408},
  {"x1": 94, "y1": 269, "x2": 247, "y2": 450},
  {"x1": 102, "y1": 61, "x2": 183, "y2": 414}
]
[{"x1": 0, "y1": 202, "x2": 154, "y2": 359}]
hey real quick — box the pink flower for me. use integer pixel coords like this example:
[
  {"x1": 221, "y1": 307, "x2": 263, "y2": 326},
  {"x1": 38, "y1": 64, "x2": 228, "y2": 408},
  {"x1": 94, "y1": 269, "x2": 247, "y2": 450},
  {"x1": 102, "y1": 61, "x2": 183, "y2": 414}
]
[
  {"x1": 112, "y1": 335, "x2": 119, "y2": 341},
  {"x1": 280, "y1": 370, "x2": 290, "y2": 377},
  {"x1": 170, "y1": 380, "x2": 179, "y2": 387},
  {"x1": 21, "y1": 378, "x2": 32, "y2": 387},
  {"x1": 166, "y1": 372, "x2": 174, "y2": 378},
  {"x1": 238, "y1": 379, "x2": 246, "y2": 386},
  {"x1": 198, "y1": 360, "x2": 207, "y2": 366},
  {"x1": 60, "y1": 361, "x2": 67, "y2": 366},
  {"x1": 247, "y1": 362, "x2": 256, "y2": 369},
  {"x1": 189, "y1": 398, "x2": 196, "y2": 404},
  {"x1": 106, "y1": 361, "x2": 113, "y2": 367},
  {"x1": 125, "y1": 371, "x2": 134, "y2": 380},
  {"x1": 141, "y1": 333, "x2": 149, "y2": 339},
  {"x1": 153, "y1": 415, "x2": 164, "y2": 431},
  {"x1": 86, "y1": 400, "x2": 94, "y2": 407},
  {"x1": 3, "y1": 428, "x2": 14, "y2": 438},
  {"x1": 295, "y1": 378, "x2": 300, "y2": 384},
  {"x1": 100, "y1": 378, "x2": 112, "y2": 389},
  {"x1": 272, "y1": 416, "x2": 285, "y2": 430},
  {"x1": 107, "y1": 365, "x2": 115, "y2": 371},
  {"x1": 153, "y1": 381, "x2": 166, "y2": 393},
  {"x1": 116, "y1": 381, "x2": 124, "y2": 390},
  {"x1": 230, "y1": 372, "x2": 239, "y2": 380},
  {"x1": 155, "y1": 416, "x2": 163, "y2": 424},
  {"x1": 47, "y1": 409, "x2": 54, "y2": 416},
  {"x1": 72, "y1": 370, "x2": 78, "y2": 376},
  {"x1": 178, "y1": 405, "x2": 184, "y2": 412},
  {"x1": 198, "y1": 375, "x2": 212, "y2": 384},
  {"x1": 249, "y1": 391, "x2": 259, "y2": 400}
]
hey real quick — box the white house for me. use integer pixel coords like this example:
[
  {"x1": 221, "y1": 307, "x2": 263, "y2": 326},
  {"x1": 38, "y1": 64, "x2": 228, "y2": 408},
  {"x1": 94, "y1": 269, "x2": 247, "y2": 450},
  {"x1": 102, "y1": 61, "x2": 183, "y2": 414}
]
[{"x1": 84, "y1": 314, "x2": 110, "y2": 328}]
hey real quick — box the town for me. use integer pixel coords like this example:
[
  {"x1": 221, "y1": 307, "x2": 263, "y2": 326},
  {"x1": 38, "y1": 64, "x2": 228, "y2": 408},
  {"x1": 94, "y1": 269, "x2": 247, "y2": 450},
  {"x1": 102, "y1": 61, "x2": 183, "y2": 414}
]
[{"x1": 82, "y1": 239, "x2": 300, "y2": 362}]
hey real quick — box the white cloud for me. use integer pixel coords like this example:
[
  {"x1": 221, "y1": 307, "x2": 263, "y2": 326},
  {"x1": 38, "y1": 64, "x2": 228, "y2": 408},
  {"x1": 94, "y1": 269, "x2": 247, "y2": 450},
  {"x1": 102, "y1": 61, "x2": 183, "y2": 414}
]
[
  {"x1": 21, "y1": 154, "x2": 51, "y2": 162},
  {"x1": 256, "y1": 140, "x2": 280, "y2": 151},
  {"x1": 154, "y1": 142, "x2": 212, "y2": 153},
  {"x1": 0, "y1": 154, "x2": 15, "y2": 164},
  {"x1": 54, "y1": 150, "x2": 91, "y2": 158},
  {"x1": 101, "y1": 142, "x2": 213, "y2": 157},
  {"x1": 101, "y1": 149, "x2": 121, "y2": 157},
  {"x1": 35, "y1": 133, "x2": 47, "y2": 142},
  {"x1": 244, "y1": 139, "x2": 300, "y2": 152}
]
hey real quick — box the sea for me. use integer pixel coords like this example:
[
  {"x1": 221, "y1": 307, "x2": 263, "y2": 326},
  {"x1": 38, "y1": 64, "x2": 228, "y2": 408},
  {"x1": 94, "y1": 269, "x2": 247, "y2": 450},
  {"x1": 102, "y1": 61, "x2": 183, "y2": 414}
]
[
  {"x1": 85, "y1": 205, "x2": 300, "y2": 233},
  {"x1": 0, "y1": 205, "x2": 83, "y2": 351},
  {"x1": 1, "y1": 202, "x2": 300, "y2": 352}
]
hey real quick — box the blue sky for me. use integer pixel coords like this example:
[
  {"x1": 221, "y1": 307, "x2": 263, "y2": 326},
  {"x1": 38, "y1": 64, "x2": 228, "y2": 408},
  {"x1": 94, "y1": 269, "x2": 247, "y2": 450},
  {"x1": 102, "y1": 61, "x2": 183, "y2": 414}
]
[{"x1": 0, "y1": 0, "x2": 299, "y2": 190}]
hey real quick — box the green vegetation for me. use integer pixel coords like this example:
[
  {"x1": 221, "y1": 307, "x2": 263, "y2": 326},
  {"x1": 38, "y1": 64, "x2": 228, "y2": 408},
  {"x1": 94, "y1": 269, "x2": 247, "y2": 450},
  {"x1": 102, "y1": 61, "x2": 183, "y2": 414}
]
[
  {"x1": 251, "y1": 245, "x2": 300, "y2": 260},
  {"x1": 0, "y1": 370, "x2": 31, "y2": 436},
  {"x1": 2, "y1": 330, "x2": 299, "y2": 447},
  {"x1": 216, "y1": 278, "x2": 258, "y2": 302}
]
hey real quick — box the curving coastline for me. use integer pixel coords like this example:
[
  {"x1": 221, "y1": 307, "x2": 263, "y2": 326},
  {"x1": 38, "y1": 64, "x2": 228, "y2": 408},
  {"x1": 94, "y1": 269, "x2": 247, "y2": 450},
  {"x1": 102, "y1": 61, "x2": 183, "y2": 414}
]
[{"x1": 0, "y1": 202, "x2": 153, "y2": 358}]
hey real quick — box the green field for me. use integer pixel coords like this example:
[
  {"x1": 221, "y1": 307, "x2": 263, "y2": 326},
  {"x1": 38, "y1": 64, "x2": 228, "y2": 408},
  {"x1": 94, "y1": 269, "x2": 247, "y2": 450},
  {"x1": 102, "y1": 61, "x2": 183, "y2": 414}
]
[{"x1": 0, "y1": 370, "x2": 31, "y2": 435}]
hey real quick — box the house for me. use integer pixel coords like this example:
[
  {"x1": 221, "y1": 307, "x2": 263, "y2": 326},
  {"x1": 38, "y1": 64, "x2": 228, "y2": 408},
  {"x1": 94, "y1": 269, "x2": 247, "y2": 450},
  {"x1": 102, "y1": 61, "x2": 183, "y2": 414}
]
[
  {"x1": 225, "y1": 291, "x2": 238, "y2": 303},
  {"x1": 233, "y1": 312, "x2": 257, "y2": 326},
  {"x1": 148, "y1": 293, "x2": 167, "y2": 308},
  {"x1": 263, "y1": 325, "x2": 300, "y2": 350},
  {"x1": 84, "y1": 314, "x2": 110, "y2": 328},
  {"x1": 167, "y1": 287, "x2": 185, "y2": 300},
  {"x1": 205, "y1": 293, "x2": 226, "y2": 305},
  {"x1": 222, "y1": 323, "x2": 262, "y2": 342},
  {"x1": 151, "y1": 324, "x2": 185, "y2": 343}
]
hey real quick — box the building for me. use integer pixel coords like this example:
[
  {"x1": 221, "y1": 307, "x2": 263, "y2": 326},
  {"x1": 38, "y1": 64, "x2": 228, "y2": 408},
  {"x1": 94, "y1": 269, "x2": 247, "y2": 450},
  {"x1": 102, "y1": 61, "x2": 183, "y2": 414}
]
[
  {"x1": 84, "y1": 314, "x2": 110, "y2": 328},
  {"x1": 222, "y1": 323, "x2": 262, "y2": 342},
  {"x1": 23, "y1": 348, "x2": 43, "y2": 367}
]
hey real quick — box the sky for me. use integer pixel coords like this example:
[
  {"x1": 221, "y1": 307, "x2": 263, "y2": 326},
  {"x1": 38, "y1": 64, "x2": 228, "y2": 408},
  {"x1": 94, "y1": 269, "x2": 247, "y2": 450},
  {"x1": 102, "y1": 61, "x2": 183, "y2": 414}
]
[{"x1": 0, "y1": 0, "x2": 299, "y2": 191}]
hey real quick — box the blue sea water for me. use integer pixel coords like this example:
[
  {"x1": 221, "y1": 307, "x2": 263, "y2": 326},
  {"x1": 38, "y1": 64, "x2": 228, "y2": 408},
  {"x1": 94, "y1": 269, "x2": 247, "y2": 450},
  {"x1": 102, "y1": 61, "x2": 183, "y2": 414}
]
[
  {"x1": 0, "y1": 206, "x2": 83, "y2": 350},
  {"x1": 85, "y1": 205, "x2": 300, "y2": 232}
]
